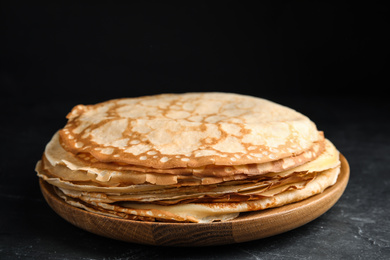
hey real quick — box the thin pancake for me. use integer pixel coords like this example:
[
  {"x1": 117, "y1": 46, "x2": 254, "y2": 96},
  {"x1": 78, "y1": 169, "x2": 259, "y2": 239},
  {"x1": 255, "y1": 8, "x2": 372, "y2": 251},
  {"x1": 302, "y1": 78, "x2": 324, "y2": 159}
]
[
  {"x1": 36, "y1": 138, "x2": 339, "y2": 195},
  {"x1": 43, "y1": 131, "x2": 326, "y2": 187},
  {"x1": 59, "y1": 93, "x2": 321, "y2": 168},
  {"x1": 53, "y1": 166, "x2": 340, "y2": 223},
  {"x1": 36, "y1": 93, "x2": 342, "y2": 223}
]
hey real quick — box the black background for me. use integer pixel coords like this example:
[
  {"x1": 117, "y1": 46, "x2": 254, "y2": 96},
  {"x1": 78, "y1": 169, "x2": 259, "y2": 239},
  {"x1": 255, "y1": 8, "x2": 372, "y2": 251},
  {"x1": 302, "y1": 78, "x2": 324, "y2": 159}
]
[
  {"x1": 2, "y1": 2, "x2": 389, "y2": 103},
  {"x1": 1, "y1": 2, "x2": 390, "y2": 259}
]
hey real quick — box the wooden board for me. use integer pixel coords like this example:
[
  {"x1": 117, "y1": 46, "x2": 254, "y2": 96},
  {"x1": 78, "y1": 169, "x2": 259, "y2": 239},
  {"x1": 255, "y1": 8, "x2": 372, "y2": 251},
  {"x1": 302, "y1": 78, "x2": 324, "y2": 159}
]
[{"x1": 39, "y1": 154, "x2": 350, "y2": 247}]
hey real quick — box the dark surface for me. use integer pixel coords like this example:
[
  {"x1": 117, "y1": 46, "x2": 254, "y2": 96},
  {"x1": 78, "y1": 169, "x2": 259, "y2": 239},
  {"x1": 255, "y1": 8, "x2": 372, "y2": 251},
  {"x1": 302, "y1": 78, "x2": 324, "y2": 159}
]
[{"x1": 1, "y1": 2, "x2": 389, "y2": 259}]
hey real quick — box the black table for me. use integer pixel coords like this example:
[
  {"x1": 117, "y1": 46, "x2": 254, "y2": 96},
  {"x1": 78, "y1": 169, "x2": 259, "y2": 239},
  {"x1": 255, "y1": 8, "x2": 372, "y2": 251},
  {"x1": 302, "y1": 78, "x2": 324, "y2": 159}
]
[{"x1": 1, "y1": 95, "x2": 389, "y2": 259}]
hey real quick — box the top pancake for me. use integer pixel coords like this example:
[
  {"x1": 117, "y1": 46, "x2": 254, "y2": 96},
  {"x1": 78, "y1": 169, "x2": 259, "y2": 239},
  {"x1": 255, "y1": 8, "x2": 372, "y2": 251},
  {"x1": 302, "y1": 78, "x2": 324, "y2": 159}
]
[{"x1": 59, "y1": 93, "x2": 321, "y2": 168}]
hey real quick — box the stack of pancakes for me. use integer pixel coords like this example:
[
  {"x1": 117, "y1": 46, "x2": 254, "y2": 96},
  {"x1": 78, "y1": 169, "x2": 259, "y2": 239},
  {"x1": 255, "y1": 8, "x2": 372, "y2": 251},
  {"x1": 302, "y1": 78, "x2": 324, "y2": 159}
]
[{"x1": 36, "y1": 93, "x2": 341, "y2": 223}]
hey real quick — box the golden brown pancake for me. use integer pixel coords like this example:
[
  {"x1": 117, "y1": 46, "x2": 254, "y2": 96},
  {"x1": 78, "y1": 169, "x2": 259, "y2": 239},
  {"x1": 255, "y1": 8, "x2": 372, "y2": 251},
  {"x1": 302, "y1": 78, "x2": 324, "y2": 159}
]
[
  {"x1": 36, "y1": 92, "x2": 341, "y2": 223},
  {"x1": 59, "y1": 93, "x2": 321, "y2": 168}
]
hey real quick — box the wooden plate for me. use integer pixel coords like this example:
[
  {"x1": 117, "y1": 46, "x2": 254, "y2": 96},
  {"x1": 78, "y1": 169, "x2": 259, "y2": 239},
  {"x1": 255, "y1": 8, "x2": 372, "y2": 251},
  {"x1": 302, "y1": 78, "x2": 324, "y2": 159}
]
[{"x1": 40, "y1": 155, "x2": 349, "y2": 246}]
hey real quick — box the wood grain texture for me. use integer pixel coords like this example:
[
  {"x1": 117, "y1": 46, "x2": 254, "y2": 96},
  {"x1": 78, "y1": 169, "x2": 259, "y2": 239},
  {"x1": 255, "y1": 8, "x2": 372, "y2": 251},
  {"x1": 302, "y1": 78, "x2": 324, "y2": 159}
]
[{"x1": 39, "y1": 155, "x2": 350, "y2": 247}]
